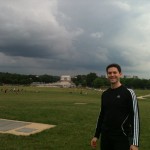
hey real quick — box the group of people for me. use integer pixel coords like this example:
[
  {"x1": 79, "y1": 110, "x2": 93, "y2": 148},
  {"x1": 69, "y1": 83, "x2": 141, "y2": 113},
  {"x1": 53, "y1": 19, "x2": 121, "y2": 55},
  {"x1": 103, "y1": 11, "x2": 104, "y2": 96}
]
[
  {"x1": 1, "y1": 87, "x2": 23, "y2": 93},
  {"x1": 91, "y1": 63, "x2": 140, "y2": 150}
]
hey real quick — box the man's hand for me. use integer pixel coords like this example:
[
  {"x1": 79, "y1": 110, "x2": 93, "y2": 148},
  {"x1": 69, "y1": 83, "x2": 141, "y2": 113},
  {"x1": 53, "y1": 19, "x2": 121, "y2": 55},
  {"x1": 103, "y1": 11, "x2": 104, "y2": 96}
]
[
  {"x1": 91, "y1": 137, "x2": 98, "y2": 149},
  {"x1": 130, "y1": 145, "x2": 138, "y2": 150}
]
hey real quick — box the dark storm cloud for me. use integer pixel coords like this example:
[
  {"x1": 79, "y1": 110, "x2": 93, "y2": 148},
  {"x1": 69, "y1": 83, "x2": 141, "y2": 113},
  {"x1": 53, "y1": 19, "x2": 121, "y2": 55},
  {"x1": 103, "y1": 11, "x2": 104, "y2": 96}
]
[
  {"x1": 0, "y1": 0, "x2": 150, "y2": 78},
  {"x1": 0, "y1": 0, "x2": 76, "y2": 59}
]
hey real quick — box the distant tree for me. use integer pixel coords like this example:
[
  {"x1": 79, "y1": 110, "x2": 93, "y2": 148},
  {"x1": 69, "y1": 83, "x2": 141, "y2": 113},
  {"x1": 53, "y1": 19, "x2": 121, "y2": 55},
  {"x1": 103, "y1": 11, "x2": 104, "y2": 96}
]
[
  {"x1": 81, "y1": 79, "x2": 87, "y2": 87},
  {"x1": 86, "y1": 73, "x2": 98, "y2": 87},
  {"x1": 93, "y1": 77, "x2": 104, "y2": 88},
  {"x1": 72, "y1": 75, "x2": 87, "y2": 87}
]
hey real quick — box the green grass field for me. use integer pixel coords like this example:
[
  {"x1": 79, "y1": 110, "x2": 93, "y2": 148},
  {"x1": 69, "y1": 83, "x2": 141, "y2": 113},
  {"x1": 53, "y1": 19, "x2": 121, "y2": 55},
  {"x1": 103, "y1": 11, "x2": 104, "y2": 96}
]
[{"x1": 0, "y1": 86, "x2": 150, "y2": 150}]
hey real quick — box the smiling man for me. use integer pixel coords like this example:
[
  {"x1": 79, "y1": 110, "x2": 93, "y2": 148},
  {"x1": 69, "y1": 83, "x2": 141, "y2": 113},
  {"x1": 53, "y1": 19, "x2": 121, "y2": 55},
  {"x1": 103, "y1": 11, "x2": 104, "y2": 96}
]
[{"x1": 91, "y1": 63, "x2": 140, "y2": 150}]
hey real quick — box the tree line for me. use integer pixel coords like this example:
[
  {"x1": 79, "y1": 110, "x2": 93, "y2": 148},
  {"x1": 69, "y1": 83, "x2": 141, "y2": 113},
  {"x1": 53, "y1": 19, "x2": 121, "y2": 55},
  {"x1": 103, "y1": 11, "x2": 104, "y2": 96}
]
[
  {"x1": 0, "y1": 72, "x2": 60, "y2": 85},
  {"x1": 72, "y1": 73, "x2": 150, "y2": 89},
  {"x1": 0, "y1": 72, "x2": 150, "y2": 89}
]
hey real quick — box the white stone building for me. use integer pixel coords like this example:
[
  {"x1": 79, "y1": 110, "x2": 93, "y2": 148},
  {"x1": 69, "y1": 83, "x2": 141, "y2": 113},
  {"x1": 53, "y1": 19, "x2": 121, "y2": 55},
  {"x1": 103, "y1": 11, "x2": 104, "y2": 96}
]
[
  {"x1": 35, "y1": 75, "x2": 76, "y2": 88},
  {"x1": 60, "y1": 75, "x2": 71, "y2": 82}
]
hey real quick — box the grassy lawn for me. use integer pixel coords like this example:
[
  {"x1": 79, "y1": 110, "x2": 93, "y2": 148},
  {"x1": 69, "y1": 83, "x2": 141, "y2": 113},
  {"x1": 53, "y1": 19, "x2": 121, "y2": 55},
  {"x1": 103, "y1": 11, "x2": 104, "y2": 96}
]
[{"x1": 0, "y1": 86, "x2": 149, "y2": 150}]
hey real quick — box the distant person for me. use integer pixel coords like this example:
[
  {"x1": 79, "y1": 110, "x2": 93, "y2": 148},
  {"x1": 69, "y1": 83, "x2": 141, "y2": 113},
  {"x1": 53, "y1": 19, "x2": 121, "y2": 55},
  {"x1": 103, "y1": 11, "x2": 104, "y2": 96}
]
[{"x1": 91, "y1": 64, "x2": 140, "y2": 150}]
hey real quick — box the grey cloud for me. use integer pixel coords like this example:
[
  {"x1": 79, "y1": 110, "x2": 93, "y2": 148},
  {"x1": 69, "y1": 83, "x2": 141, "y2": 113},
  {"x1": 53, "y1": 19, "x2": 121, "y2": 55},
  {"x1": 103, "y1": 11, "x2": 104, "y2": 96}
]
[
  {"x1": 0, "y1": 0, "x2": 150, "y2": 78},
  {"x1": 0, "y1": 0, "x2": 77, "y2": 58}
]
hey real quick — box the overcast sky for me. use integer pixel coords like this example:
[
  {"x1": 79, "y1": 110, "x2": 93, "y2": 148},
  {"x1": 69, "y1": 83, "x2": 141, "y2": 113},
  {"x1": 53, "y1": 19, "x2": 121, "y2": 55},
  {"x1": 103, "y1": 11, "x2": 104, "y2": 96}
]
[{"x1": 0, "y1": 0, "x2": 150, "y2": 78}]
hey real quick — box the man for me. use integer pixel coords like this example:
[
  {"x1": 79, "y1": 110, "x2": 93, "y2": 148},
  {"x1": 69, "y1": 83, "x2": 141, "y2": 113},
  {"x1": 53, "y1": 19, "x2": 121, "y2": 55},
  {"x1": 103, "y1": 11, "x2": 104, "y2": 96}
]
[{"x1": 91, "y1": 64, "x2": 140, "y2": 150}]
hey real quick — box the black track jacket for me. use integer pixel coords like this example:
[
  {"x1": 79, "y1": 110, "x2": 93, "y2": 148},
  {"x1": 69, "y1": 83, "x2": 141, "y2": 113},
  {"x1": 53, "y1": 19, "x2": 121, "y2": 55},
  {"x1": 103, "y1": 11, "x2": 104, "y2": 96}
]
[{"x1": 94, "y1": 85, "x2": 140, "y2": 146}]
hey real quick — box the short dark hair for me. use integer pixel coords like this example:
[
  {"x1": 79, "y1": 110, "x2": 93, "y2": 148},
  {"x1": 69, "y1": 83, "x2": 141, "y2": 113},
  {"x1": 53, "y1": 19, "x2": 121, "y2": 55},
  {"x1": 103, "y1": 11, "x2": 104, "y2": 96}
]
[{"x1": 106, "y1": 63, "x2": 121, "y2": 73}]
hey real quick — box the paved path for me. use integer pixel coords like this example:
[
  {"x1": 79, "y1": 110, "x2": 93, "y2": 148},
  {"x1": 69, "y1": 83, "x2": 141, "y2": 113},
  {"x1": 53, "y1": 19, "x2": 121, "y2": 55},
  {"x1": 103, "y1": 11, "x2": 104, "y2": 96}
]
[
  {"x1": 0, "y1": 118, "x2": 55, "y2": 136},
  {"x1": 137, "y1": 94, "x2": 150, "y2": 99}
]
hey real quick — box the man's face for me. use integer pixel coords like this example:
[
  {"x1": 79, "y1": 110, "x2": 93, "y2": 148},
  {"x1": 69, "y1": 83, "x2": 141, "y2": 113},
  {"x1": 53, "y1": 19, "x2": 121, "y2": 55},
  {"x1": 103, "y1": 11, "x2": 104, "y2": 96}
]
[{"x1": 107, "y1": 67, "x2": 122, "y2": 84}]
